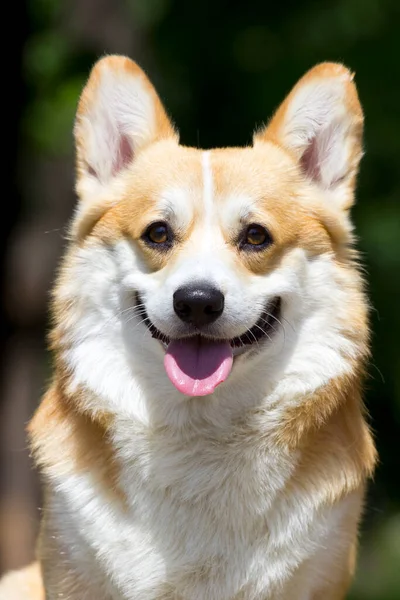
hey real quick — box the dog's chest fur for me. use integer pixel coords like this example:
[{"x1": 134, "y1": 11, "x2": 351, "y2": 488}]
[{"x1": 45, "y1": 411, "x2": 359, "y2": 600}]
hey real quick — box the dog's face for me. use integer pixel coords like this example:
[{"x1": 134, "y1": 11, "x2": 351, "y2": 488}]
[{"x1": 56, "y1": 57, "x2": 366, "y2": 408}]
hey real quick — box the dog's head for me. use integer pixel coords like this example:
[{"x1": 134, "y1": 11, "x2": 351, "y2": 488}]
[{"x1": 55, "y1": 56, "x2": 367, "y2": 410}]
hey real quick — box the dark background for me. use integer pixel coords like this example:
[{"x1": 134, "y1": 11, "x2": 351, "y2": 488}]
[{"x1": 1, "y1": 1, "x2": 399, "y2": 598}]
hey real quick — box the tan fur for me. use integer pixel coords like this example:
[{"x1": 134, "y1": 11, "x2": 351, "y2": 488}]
[
  {"x1": 0, "y1": 563, "x2": 43, "y2": 600},
  {"x1": 28, "y1": 384, "x2": 125, "y2": 508}
]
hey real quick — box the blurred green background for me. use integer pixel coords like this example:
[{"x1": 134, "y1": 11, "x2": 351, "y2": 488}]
[{"x1": 0, "y1": 1, "x2": 399, "y2": 598}]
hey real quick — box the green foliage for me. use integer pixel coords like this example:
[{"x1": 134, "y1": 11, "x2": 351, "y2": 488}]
[
  {"x1": 126, "y1": 0, "x2": 172, "y2": 29},
  {"x1": 351, "y1": 514, "x2": 400, "y2": 600},
  {"x1": 24, "y1": 75, "x2": 84, "y2": 154}
]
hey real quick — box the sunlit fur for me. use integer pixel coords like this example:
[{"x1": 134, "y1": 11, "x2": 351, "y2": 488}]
[{"x1": 0, "y1": 57, "x2": 376, "y2": 600}]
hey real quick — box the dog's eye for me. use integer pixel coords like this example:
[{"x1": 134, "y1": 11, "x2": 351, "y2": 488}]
[
  {"x1": 242, "y1": 224, "x2": 273, "y2": 249},
  {"x1": 143, "y1": 222, "x2": 171, "y2": 246}
]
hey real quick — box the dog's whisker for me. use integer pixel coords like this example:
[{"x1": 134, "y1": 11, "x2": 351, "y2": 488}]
[
  {"x1": 120, "y1": 303, "x2": 146, "y2": 315},
  {"x1": 248, "y1": 327, "x2": 260, "y2": 347},
  {"x1": 127, "y1": 316, "x2": 152, "y2": 332},
  {"x1": 257, "y1": 316, "x2": 278, "y2": 334},
  {"x1": 253, "y1": 323, "x2": 273, "y2": 344}
]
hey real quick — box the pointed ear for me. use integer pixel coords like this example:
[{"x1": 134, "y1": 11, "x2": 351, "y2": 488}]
[
  {"x1": 74, "y1": 55, "x2": 178, "y2": 198},
  {"x1": 254, "y1": 63, "x2": 364, "y2": 210}
]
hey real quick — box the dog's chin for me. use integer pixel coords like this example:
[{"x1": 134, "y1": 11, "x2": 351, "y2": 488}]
[{"x1": 137, "y1": 295, "x2": 282, "y2": 357}]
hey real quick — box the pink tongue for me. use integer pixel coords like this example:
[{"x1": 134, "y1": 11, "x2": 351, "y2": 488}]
[{"x1": 164, "y1": 337, "x2": 233, "y2": 397}]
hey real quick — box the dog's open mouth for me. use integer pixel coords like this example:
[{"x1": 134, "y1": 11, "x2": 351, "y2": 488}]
[{"x1": 136, "y1": 296, "x2": 281, "y2": 397}]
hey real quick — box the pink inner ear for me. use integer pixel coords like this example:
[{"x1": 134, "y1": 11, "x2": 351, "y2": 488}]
[
  {"x1": 112, "y1": 133, "x2": 134, "y2": 176},
  {"x1": 300, "y1": 136, "x2": 321, "y2": 183}
]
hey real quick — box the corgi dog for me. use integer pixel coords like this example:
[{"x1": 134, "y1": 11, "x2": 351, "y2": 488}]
[{"x1": 0, "y1": 56, "x2": 376, "y2": 600}]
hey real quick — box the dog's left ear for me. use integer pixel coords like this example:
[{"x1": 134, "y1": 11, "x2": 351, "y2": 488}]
[
  {"x1": 74, "y1": 55, "x2": 178, "y2": 199},
  {"x1": 254, "y1": 63, "x2": 363, "y2": 210}
]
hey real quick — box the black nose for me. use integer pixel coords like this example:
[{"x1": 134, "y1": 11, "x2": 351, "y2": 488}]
[{"x1": 173, "y1": 284, "x2": 224, "y2": 327}]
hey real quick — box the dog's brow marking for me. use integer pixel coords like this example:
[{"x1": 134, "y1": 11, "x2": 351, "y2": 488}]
[{"x1": 202, "y1": 151, "x2": 214, "y2": 225}]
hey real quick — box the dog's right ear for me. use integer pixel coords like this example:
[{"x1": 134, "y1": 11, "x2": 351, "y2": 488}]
[
  {"x1": 254, "y1": 63, "x2": 363, "y2": 211},
  {"x1": 74, "y1": 55, "x2": 178, "y2": 200}
]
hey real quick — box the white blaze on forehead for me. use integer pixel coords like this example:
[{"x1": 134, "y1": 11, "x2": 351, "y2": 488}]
[
  {"x1": 198, "y1": 150, "x2": 222, "y2": 255},
  {"x1": 162, "y1": 150, "x2": 222, "y2": 286},
  {"x1": 202, "y1": 151, "x2": 214, "y2": 226}
]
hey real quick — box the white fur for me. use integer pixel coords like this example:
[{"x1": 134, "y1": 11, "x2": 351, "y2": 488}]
[
  {"x1": 46, "y1": 464, "x2": 360, "y2": 599},
  {"x1": 201, "y1": 151, "x2": 214, "y2": 229}
]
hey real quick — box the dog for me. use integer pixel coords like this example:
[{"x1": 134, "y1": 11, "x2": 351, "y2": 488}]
[{"x1": 0, "y1": 56, "x2": 376, "y2": 600}]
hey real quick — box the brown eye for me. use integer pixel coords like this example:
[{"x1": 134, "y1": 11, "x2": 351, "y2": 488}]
[
  {"x1": 143, "y1": 221, "x2": 172, "y2": 247},
  {"x1": 242, "y1": 224, "x2": 272, "y2": 249}
]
